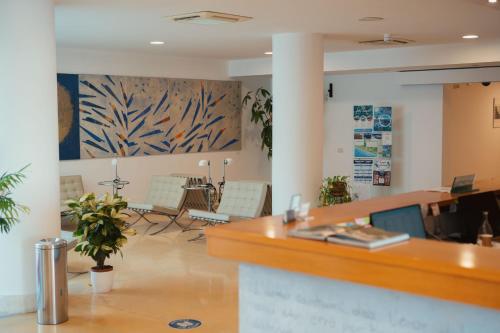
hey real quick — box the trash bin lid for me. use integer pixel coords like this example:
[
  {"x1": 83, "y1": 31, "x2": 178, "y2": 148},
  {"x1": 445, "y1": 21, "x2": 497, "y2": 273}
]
[{"x1": 35, "y1": 238, "x2": 67, "y2": 250}]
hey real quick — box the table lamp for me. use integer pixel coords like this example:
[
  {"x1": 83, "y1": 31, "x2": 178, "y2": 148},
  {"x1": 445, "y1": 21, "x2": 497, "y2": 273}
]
[
  {"x1": 198, "y1": 159, "x2": 212, "y2": 184},
  {"x1": 111, "y1": 158, "x2": 119, "y2": 180},
  {"x1": 222, "y1": 158, "x2": 233, "y2": 184}
]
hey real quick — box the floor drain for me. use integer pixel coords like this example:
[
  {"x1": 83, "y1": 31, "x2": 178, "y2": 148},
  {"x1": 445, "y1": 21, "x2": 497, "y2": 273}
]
[{"x1": 168, "y1": 319, "x2": 202, "y2": 330}]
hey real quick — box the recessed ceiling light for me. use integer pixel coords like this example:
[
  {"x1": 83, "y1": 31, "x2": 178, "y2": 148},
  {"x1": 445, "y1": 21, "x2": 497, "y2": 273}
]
[
  {"x1": 150, "y1": 41, "x2": 165, "y2": 45},
  {"x1": 462, "y1": 35, "x2": 479, "y2": 39},
  {"x1": 488, "y1": 0, "x2": 497, "y2": 4},
  {"x1": 264, "y1": 51, "x2": 272, "y2": 55},
  {"x1": 358, "y1": 16, "x2": 384, "y2": 22}
]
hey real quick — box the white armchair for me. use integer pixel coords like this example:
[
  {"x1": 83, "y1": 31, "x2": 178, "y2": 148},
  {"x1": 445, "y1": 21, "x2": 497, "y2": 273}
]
[
  {"x1": 189, "y1": 181, "x2": 268, "y2": 223},
  {"x1": 128, "y1": 175, "x2": 189, "y2": 235},
  {"x1": 60, "y1": 175, "x2": 84, "y2": 214}
]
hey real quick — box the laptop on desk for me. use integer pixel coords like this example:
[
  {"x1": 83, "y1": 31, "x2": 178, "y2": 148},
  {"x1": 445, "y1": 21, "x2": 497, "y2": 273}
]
[{"x1": 450, "y1": 174, "x2": 480, "y2": 195}]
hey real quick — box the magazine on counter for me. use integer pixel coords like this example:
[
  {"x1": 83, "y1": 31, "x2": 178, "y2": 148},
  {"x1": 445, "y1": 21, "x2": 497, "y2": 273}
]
[{"x1": 288, "y1": 223, "x2": 409, "y2": 249}]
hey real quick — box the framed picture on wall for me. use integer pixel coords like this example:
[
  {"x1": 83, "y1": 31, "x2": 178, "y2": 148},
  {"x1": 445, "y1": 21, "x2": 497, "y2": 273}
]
[{"x1": 494, "y1": 98, "x2": 500, "y2": 128}]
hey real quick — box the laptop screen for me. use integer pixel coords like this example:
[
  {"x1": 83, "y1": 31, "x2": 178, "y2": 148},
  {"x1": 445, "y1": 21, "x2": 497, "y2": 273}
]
[
  {"x1": 451, "y1": 174, "x2": 475, "y2": 193},
  {"x1": 370, "y1": 204, "x2": 426, "y2": 239}
]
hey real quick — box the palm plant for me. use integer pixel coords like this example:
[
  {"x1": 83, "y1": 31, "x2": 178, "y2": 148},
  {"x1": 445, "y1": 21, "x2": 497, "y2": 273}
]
[
  {"x1": 66, "y1": 193, "x2": 134, "y2": 270},
  {"x1": 0, "y1": 165, "x2": 30, "y2": 234},
  {"x1": 242, "y1": 87, "x2": 273, "y2": 159}
]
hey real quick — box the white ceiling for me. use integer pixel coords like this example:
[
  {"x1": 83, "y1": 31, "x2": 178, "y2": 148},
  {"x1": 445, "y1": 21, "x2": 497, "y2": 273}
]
[{"x1": 55, "y1": 0, "x2": 500, "y2": 60}]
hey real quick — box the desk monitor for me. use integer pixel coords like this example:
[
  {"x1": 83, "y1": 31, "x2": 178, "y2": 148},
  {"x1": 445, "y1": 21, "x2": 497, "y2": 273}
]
[
  {"x1": 451, "y1": 174, "x2": 479, "y2": 194},
  {"x1": 370, "y1": 204, "x2": 426, "y2": 239}
]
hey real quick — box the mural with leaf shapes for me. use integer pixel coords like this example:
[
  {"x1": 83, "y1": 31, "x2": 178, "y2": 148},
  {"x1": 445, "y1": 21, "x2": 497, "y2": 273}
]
[{"x1": 57, "y1": 73, "x2": 241, "y2": 160}]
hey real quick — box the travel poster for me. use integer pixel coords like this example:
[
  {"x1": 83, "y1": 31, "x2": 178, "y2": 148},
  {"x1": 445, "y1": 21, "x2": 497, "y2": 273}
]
[
  {"x1": 373, "y1": 158, "x2": 391, "y2": 186},
  {"x1": 354, "y1": 129, "x2": 377, "y2": 158},
  {"x1": 374, "y1": 158, "x2": 391, "y2": 172},
  {"x1": 380, "y1": 145, "x2": 392, "y2": 158},
  {"x1": 373, "y1": 171, "x2": 391, "y2": 186},
  {"x1": 382, "y1": 132, "x2": 392, "y2": 145},
  {"x1": 374, "y1": 106, "x2": 392, "y2": 132},
  {"x1": 353, "y1": 105, "x2": 373, "y2": 129},
  {"x1": 353, "y1": 159, "x2": 374, "y2": 184}
]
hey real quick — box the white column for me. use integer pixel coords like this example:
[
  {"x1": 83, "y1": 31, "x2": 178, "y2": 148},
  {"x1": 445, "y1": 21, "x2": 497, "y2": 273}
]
[
  {"x1": 272, "y1": 33, "x2": 324, "y2": 214},
  {"x1": 0, "y1": 0, "x2": 60, "y2": 315}
]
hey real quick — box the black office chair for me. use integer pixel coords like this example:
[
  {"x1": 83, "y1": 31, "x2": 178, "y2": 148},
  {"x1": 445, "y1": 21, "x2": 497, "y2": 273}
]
[
  {"x1": 457, "y1": 191, "x2": 500, "y2": 244},
  {"x1": 370, "y1": 204, "x2": 428, "y2": 239}
]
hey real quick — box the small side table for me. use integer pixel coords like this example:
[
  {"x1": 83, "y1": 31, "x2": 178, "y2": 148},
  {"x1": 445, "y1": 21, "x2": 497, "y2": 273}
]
[
  {"x1": 98, "y1": 178, "x2": 130, "y2": 196},
  {"x1": 182, "y1": 183, "x2": 217, "y2": 212},
  {"x1": 182, "y1": 183, "x2": 217, "y2": 241}
]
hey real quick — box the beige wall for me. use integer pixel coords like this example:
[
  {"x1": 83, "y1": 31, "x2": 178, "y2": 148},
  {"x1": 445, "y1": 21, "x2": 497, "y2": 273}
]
[{"x1": 442, "y1": 82, "x2": 500, "y2": 185}]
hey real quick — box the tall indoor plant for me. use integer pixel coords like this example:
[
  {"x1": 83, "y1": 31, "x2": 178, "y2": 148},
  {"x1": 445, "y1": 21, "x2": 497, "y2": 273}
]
[
  {"x1": 319, "y1": 176, "x2": 352, "y2": 206},
  {"x1": 67, "y1": 193, "x2": 134, "y2": 293},
  {"x1": 0, "y1": 166, "x2": 29, "y2": 234},
  {"x1": 242, "y1": 88, "x2": 273, "y2": 158}
]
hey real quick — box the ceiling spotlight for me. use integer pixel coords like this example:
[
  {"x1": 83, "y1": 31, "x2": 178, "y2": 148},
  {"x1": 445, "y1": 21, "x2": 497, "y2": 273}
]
[
  {"x1": 462, "y1": 35, "x2": 479, "y2": 39},
  {"x1": 488, "y1": 0, "x2": 497, "y2": 4},
  {"x1": 150, "y1": 41, "x2": 165, "y2": 45},
  {"x1": 264, "y1": 51, "x2": 272, "y2": 55}
]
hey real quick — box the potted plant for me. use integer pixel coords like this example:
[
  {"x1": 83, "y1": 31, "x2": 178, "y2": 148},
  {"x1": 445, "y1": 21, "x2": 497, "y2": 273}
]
[
  {"x1": 319, "y1": 176, "x2": 352, "y2": 207},
  {"x1": 242, "y1": 87, "x2": 273, "y2": 158},
  {"x1": 0, "y1": 166, "x2": 29, "y2": 234},
  {"x1": 66, "y1": 193, "x2": 134, "y2": 293}
]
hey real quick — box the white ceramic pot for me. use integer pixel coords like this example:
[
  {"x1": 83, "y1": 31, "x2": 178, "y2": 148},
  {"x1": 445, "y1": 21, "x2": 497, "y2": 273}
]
[{"x1": 90, "y1": 266, "x2": 114, "y2": 293}]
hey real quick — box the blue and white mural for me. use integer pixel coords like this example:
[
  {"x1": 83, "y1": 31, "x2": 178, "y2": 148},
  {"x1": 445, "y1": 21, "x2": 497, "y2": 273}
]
[{"x1": 57, "y1": 74, "x2": 241, "y2": 160}]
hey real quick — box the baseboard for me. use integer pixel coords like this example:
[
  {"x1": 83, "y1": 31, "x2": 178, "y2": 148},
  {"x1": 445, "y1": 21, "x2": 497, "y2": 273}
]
[{"x1": 0, "y1": 294, "x2": 35, "y2": 317}]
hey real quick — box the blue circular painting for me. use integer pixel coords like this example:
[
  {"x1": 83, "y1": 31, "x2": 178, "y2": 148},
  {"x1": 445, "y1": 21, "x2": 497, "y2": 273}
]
[{"x1": 168, "y1": 319, "x2": 202, "y2": 330}]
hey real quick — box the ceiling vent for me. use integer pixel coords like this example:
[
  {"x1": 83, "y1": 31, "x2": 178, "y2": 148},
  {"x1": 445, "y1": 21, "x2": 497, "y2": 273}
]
[
  {"x1": 167, "y1": 11, "x2": 252, "y2": 25},
  {"x1": 359, "y1": 33, "x2": 414, "y2": 45}
]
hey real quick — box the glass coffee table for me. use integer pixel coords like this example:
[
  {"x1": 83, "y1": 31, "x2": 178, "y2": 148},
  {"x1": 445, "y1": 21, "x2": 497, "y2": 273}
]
[{"x1": 98, "y1": 178, "x2": 130, "y2": 196}]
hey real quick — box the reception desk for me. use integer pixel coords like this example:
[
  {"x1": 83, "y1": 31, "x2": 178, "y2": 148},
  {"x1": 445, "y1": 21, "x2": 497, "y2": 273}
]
[{"x1": 206, "y1": 179, "x2": 500, "y2": 332}]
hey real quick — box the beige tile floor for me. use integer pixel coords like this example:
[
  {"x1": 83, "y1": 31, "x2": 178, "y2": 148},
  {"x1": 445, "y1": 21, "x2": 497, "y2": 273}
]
[{"x1": 1, "y1": 217, "x2": 238, "y2": 333}]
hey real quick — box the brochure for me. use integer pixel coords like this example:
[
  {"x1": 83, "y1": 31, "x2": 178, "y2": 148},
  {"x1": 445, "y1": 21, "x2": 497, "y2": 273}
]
[{"x1": 288, "y1": 224, "x2": 409, "y2": 249}]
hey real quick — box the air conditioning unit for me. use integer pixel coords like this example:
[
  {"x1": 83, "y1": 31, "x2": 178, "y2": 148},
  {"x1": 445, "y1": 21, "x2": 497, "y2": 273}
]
[{"x1": 167, "y1": 11, "x2": 252, "y2": 25}]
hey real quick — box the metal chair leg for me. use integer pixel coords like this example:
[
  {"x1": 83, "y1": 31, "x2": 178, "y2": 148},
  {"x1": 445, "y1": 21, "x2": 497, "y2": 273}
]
[
  {"x1": 142, "y1": 214, "x2": 158, "y2": 224},
  {"x1": 188, "y1": 232, "x2": 206, "y2": 242},
  {"x1": 127, "y1": 210, "x2": 158, "y2": 227},
  {"x1": 150, "y1": 220, "x2": 175, "y2": 235},
  {"x1": 182, "y1": 218, "x2": 212, "y2": 232}
]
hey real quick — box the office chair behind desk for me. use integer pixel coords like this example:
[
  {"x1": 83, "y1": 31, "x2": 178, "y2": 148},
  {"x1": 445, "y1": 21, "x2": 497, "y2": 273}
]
[{"x1": 457, "y1": 191, "x2": 500, "y2": 244}]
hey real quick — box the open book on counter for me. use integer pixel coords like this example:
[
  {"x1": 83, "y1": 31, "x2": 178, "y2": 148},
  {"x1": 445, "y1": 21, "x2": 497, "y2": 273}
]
[{"x1": 288, "y1": 223, "x2": 409, "y2": 249}]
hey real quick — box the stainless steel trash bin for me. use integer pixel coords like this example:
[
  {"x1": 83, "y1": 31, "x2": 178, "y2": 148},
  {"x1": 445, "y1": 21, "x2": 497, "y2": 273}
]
[{"x1": 35, "y1": 238, "x2": 69, "y2": 325}]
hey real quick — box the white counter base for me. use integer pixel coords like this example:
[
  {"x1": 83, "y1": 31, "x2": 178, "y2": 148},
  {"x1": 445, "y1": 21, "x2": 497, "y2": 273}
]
[{"x1": 240, "y1": 264, "x2": 500, "y2": 333}]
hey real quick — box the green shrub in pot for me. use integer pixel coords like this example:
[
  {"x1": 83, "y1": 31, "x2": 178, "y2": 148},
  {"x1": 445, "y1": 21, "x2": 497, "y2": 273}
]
[{"x1": 66, "y1": 193, "x2": 135, "y2": 292}]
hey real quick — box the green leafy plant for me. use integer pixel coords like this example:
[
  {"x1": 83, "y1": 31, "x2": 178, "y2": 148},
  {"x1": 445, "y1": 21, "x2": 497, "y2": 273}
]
[
  {"x1": 319, "y1": 176, "x2": 352, "y2": 206},
  {"x1": 243, "y1": 87, "x2": 273, "y2": 158},
  {"x1": 66, "y1": 193, "x2": 134, "y2": 270},
  {"x1": 0, "y1": 165, "x2": 30, "y2": 234}
]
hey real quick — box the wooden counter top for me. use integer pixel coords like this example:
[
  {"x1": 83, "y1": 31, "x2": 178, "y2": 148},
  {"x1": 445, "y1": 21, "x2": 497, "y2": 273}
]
[{"x1": 206, "y1": 178, "x2": 500, "y2": 310}]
